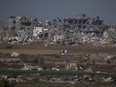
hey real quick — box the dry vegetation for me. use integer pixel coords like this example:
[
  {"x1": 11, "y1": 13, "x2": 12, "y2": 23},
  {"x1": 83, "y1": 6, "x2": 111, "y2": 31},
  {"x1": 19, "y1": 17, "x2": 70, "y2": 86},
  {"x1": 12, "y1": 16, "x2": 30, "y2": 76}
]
[
  {"x1": 0, "y1": 43, "x2": 116, "y2": 55},
  {"x1": 0, "y1": 43, "x2": 116, "y2": 87}
]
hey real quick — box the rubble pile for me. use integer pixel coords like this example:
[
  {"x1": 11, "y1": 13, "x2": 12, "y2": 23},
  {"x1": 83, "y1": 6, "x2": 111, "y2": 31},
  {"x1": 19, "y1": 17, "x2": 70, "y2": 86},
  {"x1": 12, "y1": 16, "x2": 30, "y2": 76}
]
[
  {"x1": 1, "y1": 73, "x2": 115, "y2": 84},
  {"x1": 80, "y1": 53, "x2": 116, "y2": 65},
  {"x1": 0, "y1": 14, "x2": 116, "y2": 45}
]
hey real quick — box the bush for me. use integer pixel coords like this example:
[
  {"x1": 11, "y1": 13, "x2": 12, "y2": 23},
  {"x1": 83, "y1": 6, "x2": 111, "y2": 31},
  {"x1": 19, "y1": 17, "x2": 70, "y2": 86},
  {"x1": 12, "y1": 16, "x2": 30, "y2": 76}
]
[
  {"x1": 0, "y1": 79, "x2": 14, "y2": 87},
  {"x1": 33, "y1": 59, "x2": 39, "y2": 64},
  {"x1": 6, "y1": 45, "x2": 12, "y2": 49}
]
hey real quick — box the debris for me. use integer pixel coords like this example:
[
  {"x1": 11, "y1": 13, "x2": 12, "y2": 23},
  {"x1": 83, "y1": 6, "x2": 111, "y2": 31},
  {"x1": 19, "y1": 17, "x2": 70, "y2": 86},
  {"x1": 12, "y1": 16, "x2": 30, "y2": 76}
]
[
  {"x1": 60, "y1": 49, "x2": 68, "y2": 56},
  {"x1": 0, "y1": 14, "x2": 116, "y2": 45},
  {"x1": 37, "y1": 67, "x2": 43, "y2": 71},
  {"x1": 84, "y1": 67, "x2": 93, "y2": 73},
  {"x1": 52, "y1": 68, "x2": 60, "y2": 71},
  {"x1": 102, "y1": 77, "x2": 114, "y2": 82},
  {"x1": 21, "y1": 62, "x2": 29, "y2": 70},
  {"x1": 65, "y1": 61, "x2": 78, "y2": 70},
  {"x1": 11, "y1": 52, "x2": 19, "y2": 57}
]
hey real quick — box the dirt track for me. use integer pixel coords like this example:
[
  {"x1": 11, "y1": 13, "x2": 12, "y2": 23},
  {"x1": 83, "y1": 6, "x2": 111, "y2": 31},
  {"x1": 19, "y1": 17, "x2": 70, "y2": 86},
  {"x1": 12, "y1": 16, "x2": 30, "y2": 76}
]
[
  {"x1": 0, "y1": 49, "x2": 59, "y2": 54},
  {"x1": 0, "y1": 44, "x2": 116, "y2": 55}
]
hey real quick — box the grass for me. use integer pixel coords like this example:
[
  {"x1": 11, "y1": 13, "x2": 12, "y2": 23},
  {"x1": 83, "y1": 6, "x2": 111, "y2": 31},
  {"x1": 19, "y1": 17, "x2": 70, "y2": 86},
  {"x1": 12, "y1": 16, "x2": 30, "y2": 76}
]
[
  {"x1": 0, "y1": 68, "x2": 116, "y2": 87},
  {"x1": 15, "y1": 83, "x2": 116, "y2": 87},
  {"x1": 39, "y1": 70, "x2": 91, "y2": 76},
  {"x1": 0, "y1": 69, "x2": 38, "y2": 75},
  {"x1": 0, "y1": 68, "x2": 116, "y2": 76}
]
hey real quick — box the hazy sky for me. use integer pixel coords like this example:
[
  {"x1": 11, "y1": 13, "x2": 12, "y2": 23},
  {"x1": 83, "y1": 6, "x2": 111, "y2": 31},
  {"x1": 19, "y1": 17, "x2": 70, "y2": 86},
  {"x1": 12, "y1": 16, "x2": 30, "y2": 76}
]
[{"x1": 0, "y1": 0, "x2": 116, "y2": 24}]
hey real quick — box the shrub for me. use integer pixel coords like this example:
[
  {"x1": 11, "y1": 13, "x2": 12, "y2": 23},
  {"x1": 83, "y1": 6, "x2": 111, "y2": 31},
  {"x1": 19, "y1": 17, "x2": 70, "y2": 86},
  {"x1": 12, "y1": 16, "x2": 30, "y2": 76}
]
[{"x1": 0, "y1": 79, "x2": 14, "y2": 87}]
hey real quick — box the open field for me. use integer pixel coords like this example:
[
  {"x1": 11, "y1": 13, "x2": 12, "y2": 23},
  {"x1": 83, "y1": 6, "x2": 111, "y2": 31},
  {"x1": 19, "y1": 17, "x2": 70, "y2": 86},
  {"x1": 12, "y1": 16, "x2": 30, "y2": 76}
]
[
  {"x1": 0, "y1": 44, "x2": 116, "y2": 55},
  {"x1": 0, "y1": 43, "x2": 116, "y2": 87}
]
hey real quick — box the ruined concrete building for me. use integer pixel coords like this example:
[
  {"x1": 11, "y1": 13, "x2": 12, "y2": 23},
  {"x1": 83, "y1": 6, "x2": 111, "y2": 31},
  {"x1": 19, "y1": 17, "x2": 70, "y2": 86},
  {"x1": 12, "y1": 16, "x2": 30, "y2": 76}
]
[
  {"x1": 0, "y1": 14, "x2": 116, "y2": 45},
  {"x1": 7, "y1": 16, "x2": 38, "y2": 43}
]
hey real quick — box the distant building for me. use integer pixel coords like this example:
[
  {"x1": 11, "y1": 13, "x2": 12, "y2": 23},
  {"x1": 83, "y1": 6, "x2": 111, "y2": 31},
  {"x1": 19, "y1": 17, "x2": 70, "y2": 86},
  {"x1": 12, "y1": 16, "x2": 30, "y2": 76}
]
[{"x1": 0, "y1": 14, "x2": 115, "y2": 44}]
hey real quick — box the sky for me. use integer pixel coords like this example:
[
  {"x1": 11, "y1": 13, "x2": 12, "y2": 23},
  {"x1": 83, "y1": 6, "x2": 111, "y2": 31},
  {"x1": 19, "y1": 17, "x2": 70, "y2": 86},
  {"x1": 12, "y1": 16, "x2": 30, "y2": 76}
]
[{"x1": 0, "y1": 0, "x2": 116, "y2": 24}]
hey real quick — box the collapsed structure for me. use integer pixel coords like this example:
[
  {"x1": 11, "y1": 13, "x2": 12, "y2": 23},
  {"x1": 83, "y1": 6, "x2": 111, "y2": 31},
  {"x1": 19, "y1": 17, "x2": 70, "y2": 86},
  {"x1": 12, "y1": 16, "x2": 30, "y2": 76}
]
[{"x1": 0, "y1": 14, "x2": 116, "y2": 45}]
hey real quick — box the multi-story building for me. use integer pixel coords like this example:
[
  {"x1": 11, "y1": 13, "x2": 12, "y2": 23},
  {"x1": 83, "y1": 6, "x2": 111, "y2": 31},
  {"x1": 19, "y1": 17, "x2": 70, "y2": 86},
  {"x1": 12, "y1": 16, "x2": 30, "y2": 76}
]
[
  {"x1": 2, "y1": 14, "x2": 115, "y2": 44},
  {"x1": 8, "y1": 16, "x2": 38, "y2": 42}
]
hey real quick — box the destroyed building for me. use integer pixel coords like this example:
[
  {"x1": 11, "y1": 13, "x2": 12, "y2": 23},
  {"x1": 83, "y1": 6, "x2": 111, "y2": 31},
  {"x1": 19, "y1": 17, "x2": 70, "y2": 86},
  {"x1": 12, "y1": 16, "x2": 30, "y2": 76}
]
[
  {"x1": 7, "y1": 16, "x2": 38, "y2": 43},
  {"x1": 0, "y1": 14, "x2": 116, "y2": 45}
]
